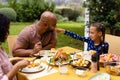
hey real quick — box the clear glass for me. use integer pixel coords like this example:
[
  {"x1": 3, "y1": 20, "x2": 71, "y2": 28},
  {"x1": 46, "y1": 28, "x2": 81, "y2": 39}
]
[
  {"x1": 75, "y1": 69, "x2": 87, "y2": 77},
  {"x1": 59, "y1": 64, "x2": 68, "y2": 75}
]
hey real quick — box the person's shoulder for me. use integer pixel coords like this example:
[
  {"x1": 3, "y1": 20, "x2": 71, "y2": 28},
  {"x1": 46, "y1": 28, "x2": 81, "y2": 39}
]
[
  {"x1": 19, "y1": 24, "x2": 35, "y2": 35},
  {"x1": 21, "y1": 24, "x2": 35, "y2": 32},
  {"x1": 104, "y1": 41, "x2": 109, "y2": 46}
]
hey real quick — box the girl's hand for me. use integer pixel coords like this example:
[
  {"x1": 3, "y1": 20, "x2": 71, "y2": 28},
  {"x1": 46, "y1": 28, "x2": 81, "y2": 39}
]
[{"x1": 55, "y1": 28, "x2": 65, "y2": 33}]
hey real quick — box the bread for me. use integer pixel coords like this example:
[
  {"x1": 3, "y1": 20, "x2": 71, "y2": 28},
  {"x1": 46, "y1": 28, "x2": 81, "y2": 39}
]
[
  {"x1": 50, "y1": 48, "x2": 56, "y2": 53},
  {"x1": 54, "y1": 49, "x2": 67, "y2": 61},
  {"x1": 89, "y1": 50, "x2": 96, "y2": 55},
  {"x1": 76, "y1": 53, "x2": 83, "y2": 58}
]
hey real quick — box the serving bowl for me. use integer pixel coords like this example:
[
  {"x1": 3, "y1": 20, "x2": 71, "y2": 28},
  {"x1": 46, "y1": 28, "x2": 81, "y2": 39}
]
[
  {"x1": 105, "y1": 62, "x2": 120, "y2": 76},
  {"x1": 70, "y1": 59, "x2": 91, "y2": 69}
]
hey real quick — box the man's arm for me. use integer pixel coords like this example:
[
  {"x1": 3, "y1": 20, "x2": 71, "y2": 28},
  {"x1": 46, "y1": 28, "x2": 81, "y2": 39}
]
[
  {"x1": 12, "y1": 41, "x2": 42, "y2": 57},
  {"x1": 12, "y1": 26, "x2": 42, "y2": 57}
]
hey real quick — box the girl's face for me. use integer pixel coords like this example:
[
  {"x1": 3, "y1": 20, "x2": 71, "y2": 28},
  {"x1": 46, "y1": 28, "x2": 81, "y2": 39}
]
[{"x1": 89, "y1": 26, "x2": 102, "y2": 41}]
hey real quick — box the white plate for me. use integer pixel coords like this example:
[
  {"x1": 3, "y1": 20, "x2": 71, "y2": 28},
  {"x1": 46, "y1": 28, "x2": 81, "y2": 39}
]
[
  {"x1": 34, "y1": 50, "x2": 55, "y2": 57},
  {"x1": 89, "y1": 73, "x2": 110, "y2": 80},
  {"x1": 75, "y1": 51, "x2": 92, "y2": 62},
  {"x1": 46, "y1": 57, "x2": 69, "y2": 66},
  {"x1": 20, "y1": 65, "x2": 45, "y2": 73}
]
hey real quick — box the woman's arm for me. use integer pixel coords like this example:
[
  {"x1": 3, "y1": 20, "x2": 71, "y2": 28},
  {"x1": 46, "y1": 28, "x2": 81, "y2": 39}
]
[{"x1": 7, "y1": 60, "x2": 29, "y2": 80}]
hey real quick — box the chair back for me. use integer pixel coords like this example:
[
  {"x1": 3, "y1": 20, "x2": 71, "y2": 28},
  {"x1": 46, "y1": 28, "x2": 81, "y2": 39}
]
[
  {"x1": 105, "y1": 34, "x2": 120, "y2": 54},
  {"x1": 7, "y1": 35, "x2": 17, "y2": 54}
]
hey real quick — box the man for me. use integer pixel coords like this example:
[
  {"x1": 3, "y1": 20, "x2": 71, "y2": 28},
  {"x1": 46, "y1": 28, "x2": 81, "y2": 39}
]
[{"x1": 12, "y1": 11, "x2": 57, "y2": 57}]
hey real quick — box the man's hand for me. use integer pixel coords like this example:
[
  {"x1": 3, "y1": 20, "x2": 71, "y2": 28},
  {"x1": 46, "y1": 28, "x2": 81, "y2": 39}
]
[{"x1": 33, "y1": 41, "x2": 42, "y2": 54}]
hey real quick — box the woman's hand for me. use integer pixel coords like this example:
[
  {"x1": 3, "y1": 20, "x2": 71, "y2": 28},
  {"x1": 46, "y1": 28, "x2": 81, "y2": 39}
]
[
  {"x1": 7, "y1": 59, "x2": 30, "y2": 80},
  {"x1": 10, "y1": 58, "x2": 23, "y2": 65},
  {"x1": 15, "y1": 59, "x2": 30, "y2": 69}
]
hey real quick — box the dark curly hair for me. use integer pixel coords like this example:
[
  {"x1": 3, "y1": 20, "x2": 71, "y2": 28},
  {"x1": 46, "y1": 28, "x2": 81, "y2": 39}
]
[{"x1": 0, "y1": 14, "x2": 10, "y2": 43}]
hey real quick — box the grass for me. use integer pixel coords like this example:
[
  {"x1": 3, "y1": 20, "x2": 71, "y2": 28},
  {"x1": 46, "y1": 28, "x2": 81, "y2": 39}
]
[{"x1": 1, "y1": 21, "x2": 85, "y2": 54}]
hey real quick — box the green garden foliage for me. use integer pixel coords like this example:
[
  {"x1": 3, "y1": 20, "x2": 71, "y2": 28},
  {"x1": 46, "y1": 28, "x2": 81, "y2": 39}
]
[
  {"x1": 55, "y1": 8, "x2": 81, "y2": 21},
  {"x1": 76, "y1": 16, "x2": 85, "y2": 23},
  {"x1": 0, "y1": 8, "x2": 17, "y2": 21},
  {"x1": 55, "y1": 14, "x2": 68, "y2": 22},
  {"x1": 87, "y1": 0, "x2": 120, "y2": 34},
  {"x1": 11, "y1": 0, "x2": 55, "y2": 22}
]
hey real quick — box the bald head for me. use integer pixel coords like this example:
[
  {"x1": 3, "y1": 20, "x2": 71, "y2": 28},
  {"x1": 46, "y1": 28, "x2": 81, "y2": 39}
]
[
  {"x1": 40, "y1": 11, "x2": 57, "y2": 24},
  {"x1": 37, "y1": 11, "x2": 57, "y2": 35}
]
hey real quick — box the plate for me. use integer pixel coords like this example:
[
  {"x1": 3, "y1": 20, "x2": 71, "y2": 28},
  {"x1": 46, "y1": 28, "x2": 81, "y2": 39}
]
[
  {"x1": 75, "y1": 51, "x2": 92, "y2": 62},
  {"x1": 70, "y1": 59, "x2": 91, "y2": 69},
  {"x1": 46, "y1": 57, "x2": 70, "y2": 66},
  {"x1": 89, "y1": 73, "x2": 110, "y2": 80},
  {"x1": 20, "y1": 65, "x2": 45, "y2": 73},
  {"x1": 34, "y1": 50, "x2": 55, "y2": 57}
]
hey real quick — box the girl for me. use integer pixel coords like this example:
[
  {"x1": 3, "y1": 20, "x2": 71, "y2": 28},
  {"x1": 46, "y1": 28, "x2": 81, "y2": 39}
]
[
  {"x1": 0, "y1": 14, "x2": 29, "y2": 80},
  {"x1": 56, "y1": 23, "x2": 109, "y2": 55}
]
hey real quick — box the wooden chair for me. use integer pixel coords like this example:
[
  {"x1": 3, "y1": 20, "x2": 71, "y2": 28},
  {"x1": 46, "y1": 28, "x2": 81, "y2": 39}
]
[
  {"x1": 105, "y1": 34, "x2": 120, "y2": 54},
  {"x1": 7, "y1": 35, "x2": 17, "y2": 54}
]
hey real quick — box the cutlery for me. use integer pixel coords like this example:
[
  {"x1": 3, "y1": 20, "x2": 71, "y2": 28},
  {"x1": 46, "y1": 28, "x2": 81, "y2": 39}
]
[
  {"x1": 47, "y1": 64, "x2": 53, "y2": 72},
  {"x1": 47, "y1": 66, "x2": 53, "y2": 72},
  {"x1": 73, "y1": 52, "x2": 76, "y2": 61},
  {"x1": 31, "y1": 55, "x2": 43, "y2": 62}
]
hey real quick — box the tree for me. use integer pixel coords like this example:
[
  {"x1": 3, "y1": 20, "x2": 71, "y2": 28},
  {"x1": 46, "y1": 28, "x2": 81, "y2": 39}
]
[
  {"x1": 7, "y1": 0, "x2": 55, "y2": 22},
  {"x1": 88, "y1": 0, "x2": 120, "y2": 34}
]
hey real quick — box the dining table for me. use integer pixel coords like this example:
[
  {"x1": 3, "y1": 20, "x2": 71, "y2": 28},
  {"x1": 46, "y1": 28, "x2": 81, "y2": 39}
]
[{"x1": 10, "y1": 46, "x2": 120, "y2": 80}]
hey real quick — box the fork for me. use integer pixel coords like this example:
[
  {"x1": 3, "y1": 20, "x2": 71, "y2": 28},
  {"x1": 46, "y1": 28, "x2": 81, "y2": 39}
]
[
  {"x1": 47, "y1": 63, "x2": 53, "y2": 72},
  {"x1": 31, "y1": 55, "x2": 43, "y2": 62}
]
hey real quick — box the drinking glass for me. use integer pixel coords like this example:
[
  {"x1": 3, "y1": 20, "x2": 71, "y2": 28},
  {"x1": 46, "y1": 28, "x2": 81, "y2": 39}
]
[{"x1": 59, "y1": 64, "x2": 68, "y2": 75}]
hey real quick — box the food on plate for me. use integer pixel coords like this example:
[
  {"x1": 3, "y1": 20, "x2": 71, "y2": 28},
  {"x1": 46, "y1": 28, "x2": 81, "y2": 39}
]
[
  {"x1": 49, "y1": 49, "x2": 72, "y2": 65},
  {"x1": 27, "y1": 59, "x2": 41, "y2": 68},
  {"x1": 54, "y1": 49, "x2": 67, "y2": 60},
  {"x1": 105, "y1": 62, "x2": 120, "y2": 75},
  {"x1": 57, "y1": 47, "x2": 81, "y2": 54},
  {"x1": 71, "y1": 59, "x2": 89, "y2": 67},
  {"x1": 75, "y1": 52, "x2": 83, "y2": 58},
  {"x1": 100, "y1": 54, "x2": 118, "y2": 62},
  {"x1": 89, "y1": 50, "x2": 96, "y2": 55},
  {"x1": 50, "y1": 48, "x2": 56, "y2": 53}
]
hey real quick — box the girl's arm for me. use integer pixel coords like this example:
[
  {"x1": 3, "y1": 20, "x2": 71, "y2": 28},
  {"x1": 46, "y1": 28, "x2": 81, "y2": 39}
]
[{"x1": 55, "y1": 28, "x2": 89, "y2": 42}]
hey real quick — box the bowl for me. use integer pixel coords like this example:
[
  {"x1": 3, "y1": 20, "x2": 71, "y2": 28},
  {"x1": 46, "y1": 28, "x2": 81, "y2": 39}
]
[
  {"x1": 70, "y1": 59, "x2": 91, "y2": 69},
  {"x1": 105, "y1": 62, "x2": 120, "y2": 76},
  {"x1": 75, "y1": 69, "x2": 87, "y2": 77}
]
